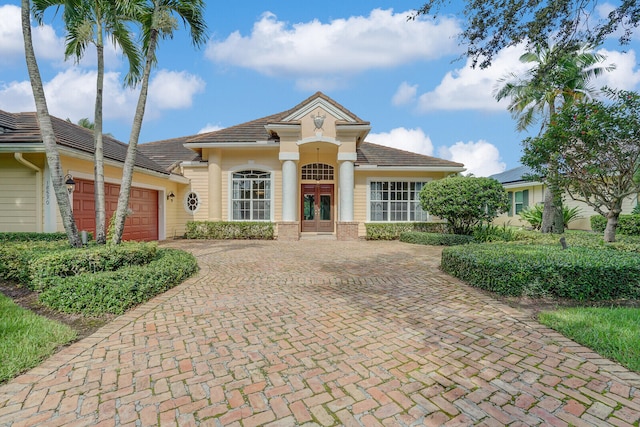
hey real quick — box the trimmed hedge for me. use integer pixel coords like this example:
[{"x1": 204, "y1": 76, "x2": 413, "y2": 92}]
[
  {"x1": 365, "y1": 222, "x2": 449, "y2": 240},
  {"x1": 39, "y1": 249, "x2": 198, "y2": 315},
  {"x1": 441, "y1": 243, "x2": 640, "y2": 300},
  {"x1": 28, "y1": 243, "x2": 158, "y2": 291},
  {"x1": 0, "y1": 232, "x2": 69, "y2": 242},
  {"x1": 591, "y1": 214, "x2": 640, "y2": 235},
  {"x1": 400, "y1": 232, "x2": 473, "y2": 246},
  {"x1": 186, "y1": 221, "x2": 274, "y2": 240},
  {"x1": 0, "y1": 241, "x2": 70, "y2": 284}
]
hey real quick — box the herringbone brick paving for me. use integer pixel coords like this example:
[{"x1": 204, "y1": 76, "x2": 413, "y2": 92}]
[{"x1": 0, "y1": 240, "x2": 639, "y2": 426}]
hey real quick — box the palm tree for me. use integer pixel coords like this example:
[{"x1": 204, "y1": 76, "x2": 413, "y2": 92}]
[
  {"x1": 33, "y1": 0, "x2": 141, "y2": 244},
  {"x1": 111, "y1": 0, "x2": 207, "y2": 244},
  {"x1": 21, "y1": 0, "x2": 82, "y2": 247},
  {"x1": 494, "y1": 43, "x2": 614, "y2": 233}
]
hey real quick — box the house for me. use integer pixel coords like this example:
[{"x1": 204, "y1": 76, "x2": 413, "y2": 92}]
[
  {"x1": 0, "y1": 92, "x2": 465, "y2": 241},
  {"x1": 490, "y1": 166, "x2": 638, "y2": 230}
]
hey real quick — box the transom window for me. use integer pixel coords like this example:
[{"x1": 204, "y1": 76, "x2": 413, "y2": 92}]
[
  {"x1": 301, "y1": 163, "x2": 334, "y2": 181},
  {"x1": 232, "y1": 170, "x2": 271, "y2": 220},
  {"x1": 369, "y1": 181, "x2": 429, "y2": 221}
]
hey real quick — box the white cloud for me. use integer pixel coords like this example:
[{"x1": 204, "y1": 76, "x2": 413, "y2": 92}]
[
  {"x1": 417, "y1": 45, "x2": 531, "y2": 112},
  {"x1": 0, "y1": 68, "x2": 205, "y2": 123},
  {"x1": 367, "y1": 127, "x2": 434, "y2": 156},
  {"x1": 198, "y1": 123, "x2": 224, "y2": 134},
  {"x1": 148, "y1": 70, "x2": 205, "y2": 110},
  {"x1": 438, "y1": 140, "x2": 506, "y2": 177},
  {"x1": 392, "y1": 82, "x2": 418, "y2": 106},
  {"x1": 0, "y1": 4, "x2": 65, "y2": 63},
  {"x1": 206, "y1": 9, "x2": 460, "y2": 89},
  {"x1": 592, "y1": 48, "x2": 640, "y2": 91}
]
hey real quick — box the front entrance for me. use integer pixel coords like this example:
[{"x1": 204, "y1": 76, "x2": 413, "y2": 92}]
[{"x1": 301, "y1": 183, "x2": 334, "y2": 232}]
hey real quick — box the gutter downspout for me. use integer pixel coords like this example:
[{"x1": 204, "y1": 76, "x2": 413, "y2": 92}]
[{"x1": 14, "y1": 153, "x2": 43, "y2": 232}]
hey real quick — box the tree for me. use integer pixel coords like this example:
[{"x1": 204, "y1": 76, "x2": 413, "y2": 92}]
[
  {"x1": 33, "y1": 0, "x2": 141, "y2": 245},
  {"x1": 414, "y1": 0, "x2": 639, "y2": 70},
  {"x1": 494, "y1": 43, "x2": 613, "y2": 234},
  {"x1": 21, "y1": 0, "x2": 82, "y2": 247},
  {"x1": 522, "y1": 89, "x2": 640, "y2": 242},
  {"x1": 419, "y1": 176, "x2": 509, "y2": 235},
  {"x1": 111, "y1": 0, "x2": 207, "y2": 244}
]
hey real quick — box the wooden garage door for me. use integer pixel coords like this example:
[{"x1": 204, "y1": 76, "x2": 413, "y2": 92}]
[{"x1": 73, "y1": 179, "x2": 158, "y2": 241}]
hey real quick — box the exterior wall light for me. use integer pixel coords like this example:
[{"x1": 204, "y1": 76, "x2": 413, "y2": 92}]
[
  {"x1": 167, "y1": 191, "x2": 175, "y2": 202},
  {"x1": 64, "y1": 174, "x2": 76, "y2": 194}
]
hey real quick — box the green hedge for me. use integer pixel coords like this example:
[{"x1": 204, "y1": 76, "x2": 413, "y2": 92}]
[
  {"x1": 400, "y1": 232, "x2": 473, "y2": 246},
  {"x1": 39, "y1": 249, "x2": 198, "y2": 315},
  {"x1": 28, "y1": 243, "x2": 158, "y2": 291},
  {"x1": 591, "y1": 214, "x2": 640, "y2": 235},
  {"x1": 365, "y1": 222, "x2": 448, "y2": 240},
  {"x1": 0, "y1": 232, "x2": 68, "y2": 242},
  {"x1": 441, "y1": 243, "x2": 640, "y2": 300},
  {"x1": 0, "y1": 241, "x2": 70, "y2": 284},
  {"x1": 185, "y1": 221, "x2": 274, "y2": 240}
]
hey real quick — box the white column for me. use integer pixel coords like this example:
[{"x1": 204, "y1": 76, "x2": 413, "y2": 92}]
[
  {"x1": 339, "y1": 158, "x2": 355, "y2": 221},
  {"x1": 281, "y1": 158, "x2": 298, "y2": 221}
]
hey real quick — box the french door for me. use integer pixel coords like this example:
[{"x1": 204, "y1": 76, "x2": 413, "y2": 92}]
[{"x1": 301, "y1": 184, "x2": 334, "y2": 232}]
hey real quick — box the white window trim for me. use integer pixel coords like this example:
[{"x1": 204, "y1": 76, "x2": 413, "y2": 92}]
[
  {"x1": 184, "y1": 191, "x2": 201, "y2": 214},
  {"x1": 366, "y1": 177, "x2": 433, "y2": 222},
  {"x1": 227, "y1": 165, "x2": 275, "y2": 222}
]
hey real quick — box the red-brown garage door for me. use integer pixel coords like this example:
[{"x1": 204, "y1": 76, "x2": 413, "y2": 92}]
[{"x1": 73, "y1": 179, "x2": 158, "y2": 241}]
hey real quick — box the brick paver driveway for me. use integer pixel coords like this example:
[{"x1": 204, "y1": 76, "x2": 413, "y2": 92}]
[{"x1": 1, "y1": 240, "x2": 639, "y2": 426}]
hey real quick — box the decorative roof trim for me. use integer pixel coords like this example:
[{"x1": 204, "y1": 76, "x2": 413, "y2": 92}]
[
  {"x1": 284, "y1": 98, "x2": 357, "y2": 123},
  {"x1": 297, "y1": 135, "x2": 341, "y2": 146},
  {"x1": 356, "y1": 165, "x2": 466, "y2": 172}
]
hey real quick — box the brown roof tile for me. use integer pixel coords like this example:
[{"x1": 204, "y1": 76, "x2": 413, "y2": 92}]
[
  {"x1": 138, "y1": 135, "x2": 202, "y2": 171},
  {"x1": 187, "y1": 92, "x2": 369, "y2": 144},
  {"x1": 0, "y1": 110, "x2": 167, "y2": 175},
  {"x1": 356, "y1": 142, "x2": 464, "y2": 168}
]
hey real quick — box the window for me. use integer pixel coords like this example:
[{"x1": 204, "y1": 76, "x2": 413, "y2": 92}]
[
  {"x1": 369, "y1": 181, "x2": 429, "y2": 221},
  {"x1": 508, "y1": 190, "x2": 529, "y2": 216},
  {"x1": 185, "y1": 192, "x2": 200, "y2": 213},
  {"x1": 232, "y1": 170, "x2": 271, "y2": 220},
  {"x1": 301, "y1": 163, "x2": 334, "y2": 181}
]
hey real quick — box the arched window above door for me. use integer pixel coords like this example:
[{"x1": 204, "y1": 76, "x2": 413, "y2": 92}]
[{"x1": 301, "y1": 163, "x2": 334, "y2": 181}]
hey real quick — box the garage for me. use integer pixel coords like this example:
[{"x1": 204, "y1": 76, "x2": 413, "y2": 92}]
[{"x1": 73, "y1": 179, "x2": 159, "y2": 241}]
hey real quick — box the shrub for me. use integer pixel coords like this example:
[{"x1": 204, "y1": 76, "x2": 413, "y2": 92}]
[
  {"x1": 519, "y1": 204, "x2": 582, "y2": 230},
  {"x1": 0, "y1": 232, "x2": 68, "y2": 242},
  {"x1": 0, "y1": 241, "x2": 70, "y2": 284},
  {"x1": 28, "y1": 242, "x2": 158, "y2": 291},
  {"x1": 591, "y1": 214, "x2": 640, "y2": 236},
  {"x1": 400, "y1": 232, "x2": 473, "y2": 246},
  {"x1": 419, "y1": 176, "x2": 509, "y2": 235},
  {"x1": 472, "y1": 224, "x2": 519, "y2": 242},
  {"x1": 39, "y1": 249, "x2": 198, "y2": 315},
  {"x1": 365, "y1": 222, "x2": 448, "y2": 240},
  {"x1": 186, "y1": 221, "x2": 274, "y2": 240},
  {"x1": 441, "y1": 243, "x2": 640, "y2": 300}
]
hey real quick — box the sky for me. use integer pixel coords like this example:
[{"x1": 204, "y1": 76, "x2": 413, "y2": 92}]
[{"x1": 2, "y1": 1, "x2": 640, "y2": 176}]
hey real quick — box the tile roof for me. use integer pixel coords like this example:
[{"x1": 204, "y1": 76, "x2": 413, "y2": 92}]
[
  {"x1": 138, "y1": 135, "x2": 202, "y2": 171},
  {"x1": 0, "y1": 110, "x2": 167, "y2": 175},
  {"x1": 187, "y1": 92, "x2": 369, "y2": 144},
  {"x1": 356, "y1": 142, "x2": 464, "y2": 168},
  {"x1": 489, "y1": 165, "x2": 536, "y2": 184}
]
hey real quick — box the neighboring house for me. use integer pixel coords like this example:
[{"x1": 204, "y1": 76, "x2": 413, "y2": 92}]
[
  {"x1": 490, "y1": 166, "x2": 638, "y2": 230},
  {"x1": 0, "y1": 92, "x2": 465, "y2": 241}
]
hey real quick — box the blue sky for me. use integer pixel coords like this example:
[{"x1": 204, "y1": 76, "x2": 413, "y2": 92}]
[{"x1": 2, "y1": 1, "x2": 640, "y2": 175}]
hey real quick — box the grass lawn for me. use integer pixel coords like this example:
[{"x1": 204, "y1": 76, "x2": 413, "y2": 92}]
[
  {"x1": 0, "y1": 293, "x2": 77, "y2": 384},
  {"x1": 539, "y1": 307, "x2": 640, "y2": 373}
]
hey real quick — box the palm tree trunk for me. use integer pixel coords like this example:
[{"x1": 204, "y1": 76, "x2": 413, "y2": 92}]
[
  {"x1": 21, "y1": 0, "x2": 81, "y2": 248},
  {"x1": 94, "y1": 14, "x2": 106, "y2": 244},
  {"x1": 111, "y1": 30, "x2": 158, "y2": 244}
]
